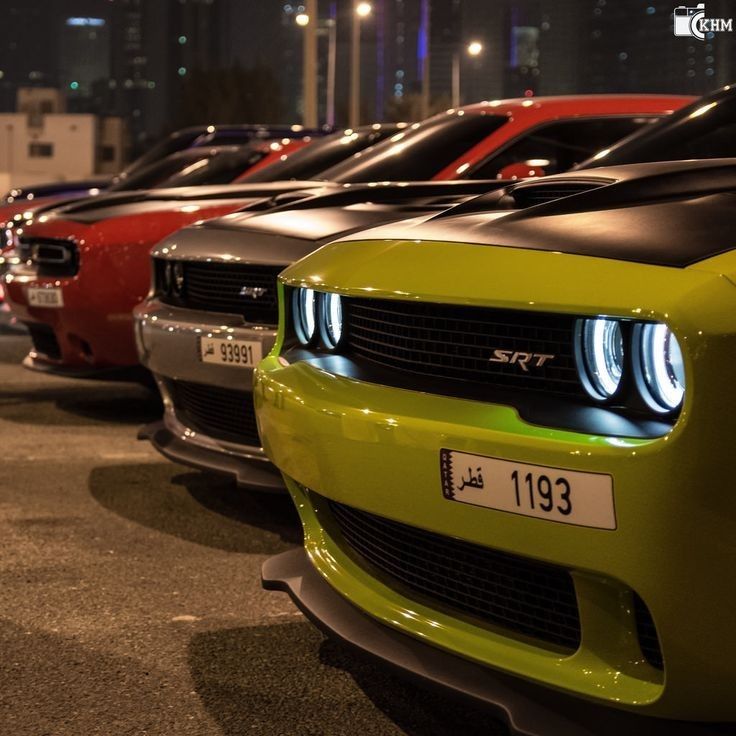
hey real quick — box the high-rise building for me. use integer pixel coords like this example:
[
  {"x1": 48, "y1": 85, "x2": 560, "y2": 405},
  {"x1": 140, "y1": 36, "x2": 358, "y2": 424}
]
[
  {"x1": 580, "y1": 0, "x2": 729, "y2": 95},
  {"x1": 0, "y1": 2, "x2": 61, "y2": 111},
  {"x1": 60, "y1": 15, "x2": 112, "y2": 104},
  {"x1": 3, "y1": 1, "x2": 736, "y2": 143}
]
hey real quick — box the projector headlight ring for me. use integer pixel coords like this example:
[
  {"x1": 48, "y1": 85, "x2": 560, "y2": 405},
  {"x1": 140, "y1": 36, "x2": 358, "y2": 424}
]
[
  {"x1": 320, "y1": 292, "x2": 344, "y2": 350},
  {"x1": 292, "y1": 287, "x2": 317, "y2": 346},
  {"x1": 163, "y1": 262, "x2": 174, "y2": 295},
  {"x1": 575, "y1": 317, "x2": 624, "y2": 401},
  {"x1": 634, "y1": 323, "x2": 685, "y2": 413}
]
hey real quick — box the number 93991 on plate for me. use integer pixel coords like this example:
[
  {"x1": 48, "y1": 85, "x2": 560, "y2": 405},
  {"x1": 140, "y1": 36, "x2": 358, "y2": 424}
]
[{"x1": 198, "y1": 336, "x2": 263, "y2": 368}]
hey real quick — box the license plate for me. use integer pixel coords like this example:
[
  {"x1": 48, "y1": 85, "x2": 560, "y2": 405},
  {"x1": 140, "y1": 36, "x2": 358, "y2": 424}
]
[
  {"x1": 199, "y1": 336, "x2": 262, "y2": 367},
  {"x1": 27, "y1": 287, "x2": 63, "y2": 308},
  {"x1": 440, "y1": 449, "x2": 616, "y2": 529}
]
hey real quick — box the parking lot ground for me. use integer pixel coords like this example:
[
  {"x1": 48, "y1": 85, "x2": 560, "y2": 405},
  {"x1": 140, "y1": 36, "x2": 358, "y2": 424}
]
[{"x1": 0, "y1": 333, "x2": 508, "y2": 736}]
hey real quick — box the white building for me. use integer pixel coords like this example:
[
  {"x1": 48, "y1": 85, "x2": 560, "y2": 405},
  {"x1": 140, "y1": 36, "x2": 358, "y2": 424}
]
[{"x1": 0, "y1": 88, "x2": 126, "y2": 193}]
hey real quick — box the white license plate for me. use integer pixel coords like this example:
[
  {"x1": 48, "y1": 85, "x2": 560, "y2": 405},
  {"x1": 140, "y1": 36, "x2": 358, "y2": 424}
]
[
  {"x1": 27, "y1": 287, "x2": 64, "y2": 308},
  {"x1": 199, "y1": 336, "x2": 262, "y2": 367},
  {"x1": 440, "y1": 449, "x2": 616, "y2": 529}
]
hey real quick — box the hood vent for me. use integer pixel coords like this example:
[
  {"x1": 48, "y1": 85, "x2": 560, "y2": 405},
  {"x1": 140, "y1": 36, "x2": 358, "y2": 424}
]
[{"x1": 507, "y1": 181, "x2": 607, "y2": 209}]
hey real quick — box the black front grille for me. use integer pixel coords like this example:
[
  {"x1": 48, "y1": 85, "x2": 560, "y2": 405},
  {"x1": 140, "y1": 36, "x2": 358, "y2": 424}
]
[
  {"x1": 328, "y1": 499, "x2": 582, "y2": 651},
  {"x1": 168, "y1": 379, "x2": 260, "y2": 447},
  {"x1": 344, "y1": 297, "x2": 584, "y2": 397},
  {"x1": 634, "y1": 593, "x2": 664, "y2": 669},
  {"x1": 21, "y1": 237, "x2": 78, "y2": 277},
  {"x1": 26, "y1": 323, "x2": 61, "y2": 360},
  {"x1": 157, "y1": 259, "x2": 281, "y2": 324}
]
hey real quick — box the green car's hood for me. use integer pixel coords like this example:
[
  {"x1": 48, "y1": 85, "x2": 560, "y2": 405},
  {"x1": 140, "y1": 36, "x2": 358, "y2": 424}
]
[{"x1": 321, "y1": 159, "x2": 736, "y2": 269}]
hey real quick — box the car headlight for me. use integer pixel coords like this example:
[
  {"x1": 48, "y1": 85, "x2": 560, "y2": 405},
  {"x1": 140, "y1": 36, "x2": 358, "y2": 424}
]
[
  {"x1": 162, "y1": 262, "x2": 173, "y2": 295},
  {"x1": 293, "y1": 287, "x2": 317, "y2": 345},
  {"x1": 576, "y1": 318, "x2": 624, "y2": 400},
  {"x1": 172, "y1": 262, "x2": 184, "y2": 297},
  {"x1": 635, "y1": 323, "x2": 685, "y2": 412},
  {"x1": 320, "y1": 292, "x2": 343, "y2": 349}
]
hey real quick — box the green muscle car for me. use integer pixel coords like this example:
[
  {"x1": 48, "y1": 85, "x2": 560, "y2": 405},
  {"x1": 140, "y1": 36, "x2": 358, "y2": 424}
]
[{"x1": 255, "y1": 160, "x2": 736, "y2": 734}]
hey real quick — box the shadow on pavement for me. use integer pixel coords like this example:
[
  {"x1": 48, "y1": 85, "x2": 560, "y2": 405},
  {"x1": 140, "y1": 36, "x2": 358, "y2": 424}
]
[
  {"x1": 89, "y1": 462, "x2": 301, "y2": 553},
  {"x1": 188, "y1": 621, "x2": 507, "y2": 736},
  {"x1": 0, "y1": 619, "x2": 191, "y2": 734},
  {"x1": 0, "y1": 334, "x2": 30, "y2": 361},
  {"x1": 0, "y1": 383, "x2": 162, "y2": 426}
]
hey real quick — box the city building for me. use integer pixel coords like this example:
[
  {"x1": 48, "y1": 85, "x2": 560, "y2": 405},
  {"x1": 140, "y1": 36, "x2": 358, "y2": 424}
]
[
  {"x1": 0, "y1": 88, "x2": 125, "y2": 193},
  {"x1": 1, "y1": 1, "x2": 735, "y2": 138}
]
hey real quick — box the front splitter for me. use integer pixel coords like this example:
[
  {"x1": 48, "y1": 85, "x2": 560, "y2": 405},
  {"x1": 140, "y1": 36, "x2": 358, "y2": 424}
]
[
  {"x1": 139, "y1": 419, "x2": 286, "y2": 493},
  {"x1": 262, "y1": 547, "x2": 730, "y2": 736}
]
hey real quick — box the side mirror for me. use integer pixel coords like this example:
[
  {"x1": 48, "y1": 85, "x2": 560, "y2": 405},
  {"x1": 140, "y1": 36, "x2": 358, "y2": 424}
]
[{"x1": 497, "y1": 162, "x2": 546, "y2": 180}]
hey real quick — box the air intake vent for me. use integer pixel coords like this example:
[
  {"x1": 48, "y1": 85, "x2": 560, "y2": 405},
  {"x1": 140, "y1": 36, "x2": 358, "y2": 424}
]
[
  {"x1": 328, "y1": 498, "x2": 582, "y2": 651},
  {"x1": 509, "y1": 181, "x2": 606, "y2": 209},
  {"x1": 167, "y1": 379, "x2": 261, "y2": 447}
]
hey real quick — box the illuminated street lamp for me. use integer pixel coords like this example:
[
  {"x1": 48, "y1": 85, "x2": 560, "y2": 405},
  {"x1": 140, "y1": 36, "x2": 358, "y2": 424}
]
[
  {"x1": 452, "y1": 40, "x2": 484, "y2": 109},
  {"x1": 295, "y1": 4, "x2": 338, "y2": 128},
  {"x1": 467, "y1": 40, "x2": 483, "y2": 57},
  {"x1": 350, "y1": 2, "x2": 372, "y2": 127},
  {"x1": 299, "y1": 0, "x2": 318, "y2": 128}
]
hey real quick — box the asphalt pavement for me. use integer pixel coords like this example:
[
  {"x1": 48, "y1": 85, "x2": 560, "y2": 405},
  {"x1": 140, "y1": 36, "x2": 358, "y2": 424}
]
[{"x1": 0, "y1": 332, "x2": 508, "y2": 736}]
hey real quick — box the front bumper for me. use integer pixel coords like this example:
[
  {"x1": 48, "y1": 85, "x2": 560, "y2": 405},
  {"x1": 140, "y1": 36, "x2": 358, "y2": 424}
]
[
  {"x1": 263, "y1": 547, "x2": 724, "y2": 736},
  {"x1": 254, "y1": 353, "x2": 736, "y2": 720},
  {"x1": 135, "y1": 299, "x2": 283, "y2": 491},
  {"x1": 4, "y1": 269, "x2": 139, "y2": 369}
]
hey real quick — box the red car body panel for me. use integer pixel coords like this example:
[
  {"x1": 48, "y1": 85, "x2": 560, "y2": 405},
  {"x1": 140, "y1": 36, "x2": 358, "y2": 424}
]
[
  {"x1": 5, "y1": 198, "x2": 278, "y2": 369},
  {"x1": 0, "y1": 196, "x2": 68, "y2": 234},
  {"x1": 234, "y1": 138, "x2": 312, "y2": 180},
  {"x1": 4, "y1": 95, "x2": 694, "y2": 374}
]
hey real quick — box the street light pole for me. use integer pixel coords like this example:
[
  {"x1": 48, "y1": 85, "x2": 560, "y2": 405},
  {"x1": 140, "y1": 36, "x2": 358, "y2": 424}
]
[
  {"x1": 302, "y1": 0, "x2": 318, "y2": 128},
  {"x1": 451, "y1": 51, "x2": 460, "y2": 108},
  {"x1": 350, "y1": 6, "x2": 361, "y2": 128},
  {"x1": 419, "y1": 0, "x2": 431, "y2": 119},
  {"x1": 326, "y1": 16, "x2": 337, "y2": 127},
  {"x1": 453, "y1": 41, "x2": 483, "y2": 108},
  {"x1": 350, "y1": 3, "x2": 372, "y2": 128}
]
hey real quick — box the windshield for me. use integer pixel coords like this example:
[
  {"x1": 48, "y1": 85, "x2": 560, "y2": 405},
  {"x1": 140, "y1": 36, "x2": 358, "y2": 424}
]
[
  {"x1": 579, "y1": 87, "x2": 736, "y2": 168},
  {"x1": 117, "y1": 130, "x2": 203, "y2": 178},
  {"x1": 159, "y1": 150, "x2": 267, "y2": 187},
  {"x1": 107, "y1": 151, "x2": 221, "y2": 192},
  {"x1": 242, "y1": 126, "x2": 402, "y2": 182},
  {"x1": 320, "y1": 113, "x2": 508, "y2": 183},
  {"x1": 469, "y1": 117, "x2": 654, "y2": 178}
]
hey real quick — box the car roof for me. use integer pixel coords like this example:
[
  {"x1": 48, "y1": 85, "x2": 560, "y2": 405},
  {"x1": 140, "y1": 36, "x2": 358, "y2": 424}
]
[{"x1": 456, "y1": 94, "x2": 695, "y2": 116}]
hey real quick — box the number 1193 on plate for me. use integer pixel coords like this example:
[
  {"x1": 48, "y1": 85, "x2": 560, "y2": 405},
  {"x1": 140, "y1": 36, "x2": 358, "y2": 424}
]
[{"x1": 440, "y1": 449, "x2": 616, "y2": 529}]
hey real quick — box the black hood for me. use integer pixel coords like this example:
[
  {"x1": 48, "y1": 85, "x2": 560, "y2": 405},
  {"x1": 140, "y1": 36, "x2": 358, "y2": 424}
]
[{"x1": 341, "y1": 159, "x2": 736, "y2": 268}]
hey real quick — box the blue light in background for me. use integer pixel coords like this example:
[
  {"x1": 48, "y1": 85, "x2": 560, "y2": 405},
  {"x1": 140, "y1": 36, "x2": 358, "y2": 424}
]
[
  {"x1": 417, "y1": 0, "x2": 429, "y2": 79},
  {"x1": 66, "y1": 17, "x2": 105, "y2": 27}
]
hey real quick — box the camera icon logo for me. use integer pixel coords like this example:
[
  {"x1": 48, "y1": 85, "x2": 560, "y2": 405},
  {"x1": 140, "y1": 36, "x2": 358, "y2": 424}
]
[{"x1": 674, "y1": 3, "x2": 706, "y2": 39}]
